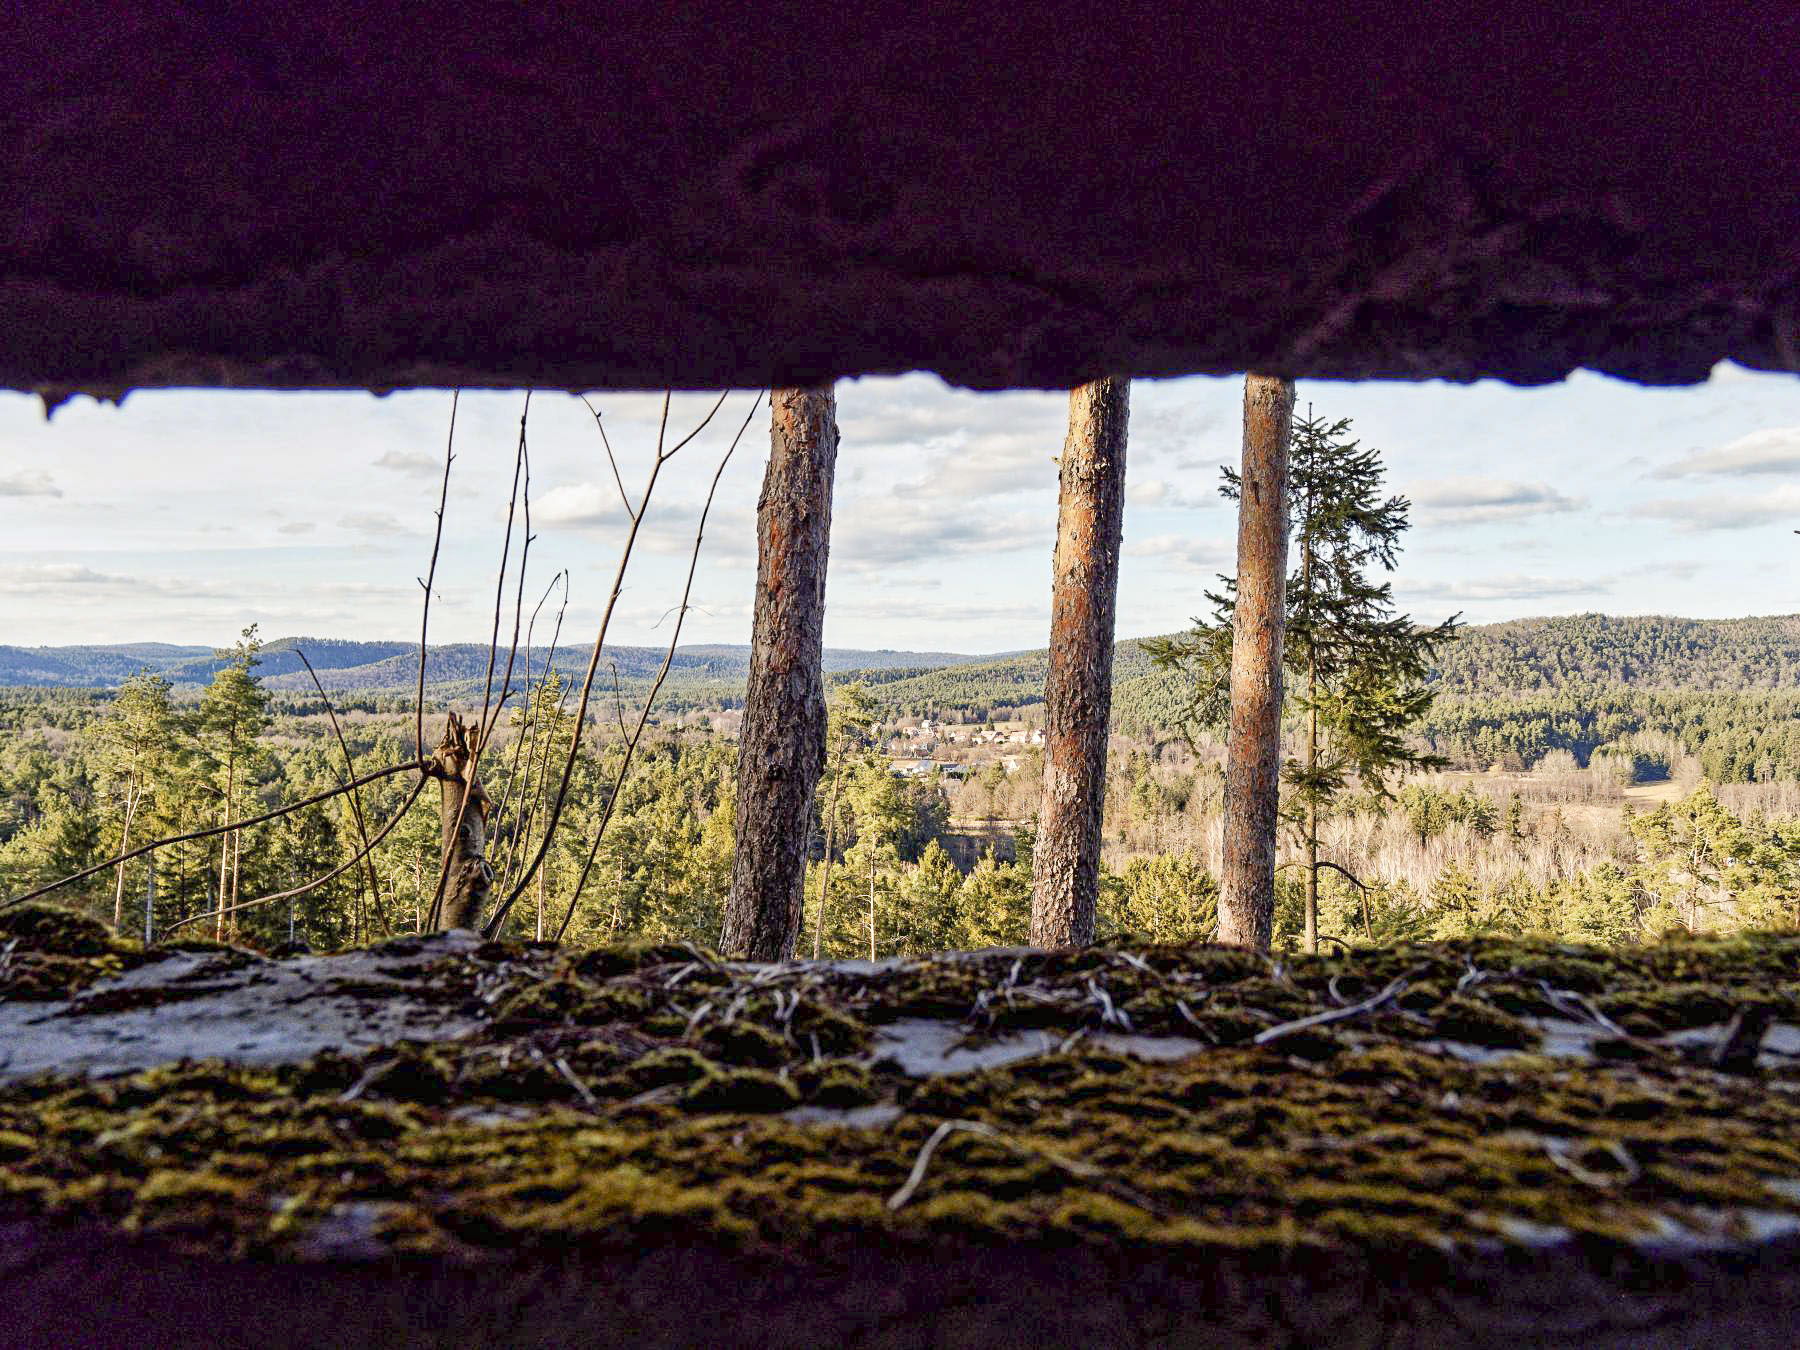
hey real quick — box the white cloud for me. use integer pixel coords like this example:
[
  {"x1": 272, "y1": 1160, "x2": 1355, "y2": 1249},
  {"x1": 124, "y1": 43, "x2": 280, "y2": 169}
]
[
  {"x1": 0, "y1": 563, "x2": 131, "y2": 589},
  {"x1": 1630, "y1": 487, "x2": 1800, "y2": 532},
  {"x1": 1410, "y1": 478, "x2": 1585, "y2": 525},
  {"x1": 1127, "y1": 478, "x2": 1221, "y2": 510},
  {"x1": 0, "y1": 470, "x2": 61, "y2": 498},
  {"x1": 1400, "y1": 574, "x2": 1609, "y2": 602},
  {"x1": 1651, "y1": 426, "x2": 1800, "y2": 479},
  {"x1": 277, "y1": 521, "x2": 316, "y2": 535},
  {"x1": 373, "y1": 450, "x2": 444, "y2": 477},
  {"x1": 831, "y1": 498, "x2": 1041, "y2": 572},
  {"x1": 535, "y1": 482, "x2": 626, "y2": 529},
  {"x1": 339, "y1": 511, "x2": 417, "y2": 536},
  {"x1": 1126, "y1": 533, "x2": 1233, "y2": 574}
]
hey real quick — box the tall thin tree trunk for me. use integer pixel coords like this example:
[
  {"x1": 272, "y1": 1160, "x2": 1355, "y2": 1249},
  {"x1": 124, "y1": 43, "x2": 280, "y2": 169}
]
[
  {"x1": 112, "y1": 785, "x2": 138, "y2": 933},
  {"x1": 1031, "y1": 377, "x2": 1129, "y2": 948},
  {"x1": 1304, "y1": 653, "x2": 1319, "y2": 955},
  {"x1": 228, "y1": 825, "x2": 242, "y2": 944},
  {"x1": 143, "y1": 848, "x2": 155, "y2": 946},
  {"x1": 216, "y1": 755, "x2": 234, "y2": 942},
  {"x1": 1219, "y1": 374, "x2": 1294, "y2": 950},
  {"x1": 868, "y1": 843, "x2": 878, "y2": 962},
  {"x1": 721, "y1": 386, "x2": 839, "y2": 961},
  {"x1": 814, "y1": 768, "x2": 843, "y2": 960}
]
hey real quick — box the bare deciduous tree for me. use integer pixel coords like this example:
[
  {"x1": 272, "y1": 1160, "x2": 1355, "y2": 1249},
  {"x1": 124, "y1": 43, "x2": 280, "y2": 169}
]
[
  {"x1": 721, "y1": 386, "x2": 839, "y2": 961},
  {"x1": 1030, "y1": 377, "x2": 1130, "y2": 948},
  {"x1": 1219, "y1": 374, "x2": 1295, "y2": 949}
]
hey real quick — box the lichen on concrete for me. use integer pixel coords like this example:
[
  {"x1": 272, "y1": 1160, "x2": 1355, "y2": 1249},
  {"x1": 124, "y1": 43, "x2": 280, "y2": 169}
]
[{"x1": 6, "y1": 904, "x2": 1800, "y2": 1341}]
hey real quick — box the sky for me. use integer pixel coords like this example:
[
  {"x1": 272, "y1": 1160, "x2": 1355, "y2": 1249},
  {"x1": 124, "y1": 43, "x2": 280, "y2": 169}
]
[{"x1": 0, "y1": 366, "x2": 1795, "y2": 654}]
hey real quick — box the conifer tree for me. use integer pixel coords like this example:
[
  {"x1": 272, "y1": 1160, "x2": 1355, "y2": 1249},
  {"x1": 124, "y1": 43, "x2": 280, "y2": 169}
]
[
  {"x1": 1148, "y1": 410, "x2": 1458, "y2": 952},
  {"x1": 813, "y1": 683, "x2": 876, "y2": 958},
  {"x1": 93, "y1": 670, "x2": 175, "y2": 933},
  {"x1": 198, "y1": 625, "x2": 271, "y2": 940}
]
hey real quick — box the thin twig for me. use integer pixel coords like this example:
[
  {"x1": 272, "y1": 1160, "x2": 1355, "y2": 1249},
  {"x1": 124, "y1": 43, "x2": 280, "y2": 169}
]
[
  {"x1": 889, "y1": 1120, "x2": 1001, "y2": 1209},
  {"x1": 1252, "y1": 968, "x2": 1419, "y2": 1045},
  {"x1": 3, "y1": 760, "x2": 428, "y2": 911},
  {"x1": 418, "y1": 390, "x2": 458, "y2": 767},
  {"x1": 164, "y1": 775, "x2": 428, "y2": 932},
  {"x1": 297, "y1": 648, "x2": 385, "y2": 937},
  {"x1": 430, "y1": 393, "x2": 531, "y2": 932},
  {"x1": 543, "y1": 391, "x2": 759, "y2": 943},
  {"x1": 553, "y1": 1056, "x2": 599, "y2": 1109},
  {"x1": 478, "y1": 394, "x2": 533, "y2": 744},
  {"x1": 886, "y1": 1118, "x2": 1145, "y2": 1215},
  {"x1": 493, "y1": 390, "x2": 724, "y2": 932},
  {"x1": 580, "y1": 394, "x2": 631, "y2": 514},
  {"x1": 487, "y1": 570, "x2": 567, "y2": 850}
]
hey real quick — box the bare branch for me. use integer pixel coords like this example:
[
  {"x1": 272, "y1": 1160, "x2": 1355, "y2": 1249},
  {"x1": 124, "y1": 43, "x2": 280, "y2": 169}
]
[
  {"x1": 429, "y1": 392, "x2": 530, "y2": 931},
  {"x1": 493, "y1": 576, "x2": 572, "y2": 892},
  {"x1": 486, "y1": 569, "x2": 567, "y2": 850},
  {"x1": 1251, "y1": 968, "x2": 1421, "y2": 1045},
  {"x1": 1276, "y1": 858, "x2": 1369, "y2": 890},
  {"x1": 608, "y1": 662, "x2": 630, "y2": 739},
  {"x1": 164, "y1": 775, "x2": 429, "y2": 934},
  {"x1": 296, "y1": 648, "x2": 385, "y2": 936},
  {"x1": 2, "y1": 760, "x2": 428, "y2": 912},
  {"x1": 657, "y1": 390, "x2": 730, "y2": 465},
  {"x1": 544, "y1": 391, "x2": 759, "y2": 944},
  {"x1": 418, "y1": 390, "x2": 458, "y2": 766},
  {"x1": 579, "y1": 395, "x2": 631, "y2": 515},
  {"x1": 481, "y1": 393, "x2": 533, "y2": 741},
  {"x1": 486, "y1": 391, "x2": 683, "y2": 930}
]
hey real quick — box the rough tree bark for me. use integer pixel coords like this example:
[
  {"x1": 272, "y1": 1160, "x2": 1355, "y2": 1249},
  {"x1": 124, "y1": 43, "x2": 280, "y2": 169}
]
[
  {"x1": 430, "y1": 712, "x2": 492, "y2": 932},
  {"x1": 1030, "y1": 377, "x2": 1129, "y2": 948},
  {"x1": 721, "y1": 386, "x2": 839, "y2": 961},
  {"x1": 1219, "y1": 374, "x2": 1295, "y2": 950}
]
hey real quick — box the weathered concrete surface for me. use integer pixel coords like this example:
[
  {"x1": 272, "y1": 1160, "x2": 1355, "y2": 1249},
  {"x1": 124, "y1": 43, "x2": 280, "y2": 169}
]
[
  {"x1": 10, "y1": 908, "x2": 1800, "y2": 1344},
  {"x1": 0, "y1": 932, "x2": 485, "y2": 1081},
  {"x1": 4, "y1": 3, "x2": 1796, "y2": 399}
]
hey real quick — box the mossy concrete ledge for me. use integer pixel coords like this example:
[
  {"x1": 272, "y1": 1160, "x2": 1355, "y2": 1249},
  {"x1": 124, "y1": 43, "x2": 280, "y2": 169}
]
[{"x1": 6, "y1": 904, "x2": 1800, "y2": 1346}]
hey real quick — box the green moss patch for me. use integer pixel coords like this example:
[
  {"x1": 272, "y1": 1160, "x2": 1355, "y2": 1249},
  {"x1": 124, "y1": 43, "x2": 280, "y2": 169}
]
[{"x1": 4, "y1": 924, "x2": 1800, "y2": 1266}]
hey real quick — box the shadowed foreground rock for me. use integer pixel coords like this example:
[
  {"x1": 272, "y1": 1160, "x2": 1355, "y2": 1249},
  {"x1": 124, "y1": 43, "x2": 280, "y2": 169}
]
[{"x1": 6, "y1": 904, "x2": 1800, "y2": 1346}]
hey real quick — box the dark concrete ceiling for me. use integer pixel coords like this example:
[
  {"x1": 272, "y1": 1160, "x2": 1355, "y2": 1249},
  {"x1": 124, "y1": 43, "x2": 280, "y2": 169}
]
[{"x1": 4, "y1": 2, "x2": 1796, "y2": 399}]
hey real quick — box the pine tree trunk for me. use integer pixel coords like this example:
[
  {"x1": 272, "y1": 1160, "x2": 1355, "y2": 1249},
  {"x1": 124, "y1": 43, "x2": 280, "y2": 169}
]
[
  {"x1": 1304, "y1": 657, "x2": 1319, "y2": 955},
  {"x1": 228, "y1": 825, "x2": 242, "y2": 944},
  {"x1": 1031, "y1": 377, "x2": 1129, "y2": 948},
  {"x1": 216, "y1": 756, "x2": 235, "y2": 942},
  {"x1": 868, "y1": 844, "x2": 877, "y2": 962},
  {"x1": 142, "y1": 848, "x2": 155, "y2": 945},
  {"x1": 722, "y1": 386, "x2": 839, "y2": 961},
  {"x1": 112, "y1": 786, "x2": 138, "y2": 934},
  {"x1": 1219, "y1": 374, "x2": 1294, "y2": 950},
  {"x1": 814, "y1": 768, "x2": 843, "y2": 960}
]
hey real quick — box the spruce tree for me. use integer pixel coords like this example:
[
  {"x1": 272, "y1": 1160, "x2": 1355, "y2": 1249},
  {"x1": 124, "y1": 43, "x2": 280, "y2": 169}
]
[{"x1": 1147, "y1": 409, "x2": 1458, "y2": 952}]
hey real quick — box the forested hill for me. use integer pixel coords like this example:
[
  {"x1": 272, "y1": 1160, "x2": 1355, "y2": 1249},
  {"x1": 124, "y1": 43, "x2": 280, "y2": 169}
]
[
  {"x1": 0, "y1": 637, "x2": 985, "y2": 692},
  {"x1": 1427, "y1": 615, "x2": 1800, "y2": 693},
  {"x1": 834, "y1": 615, "x2": 1800, "y2": 740},
  {"x1": 6, "y1": 614, "x2": 1799, "y2": 707}
]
